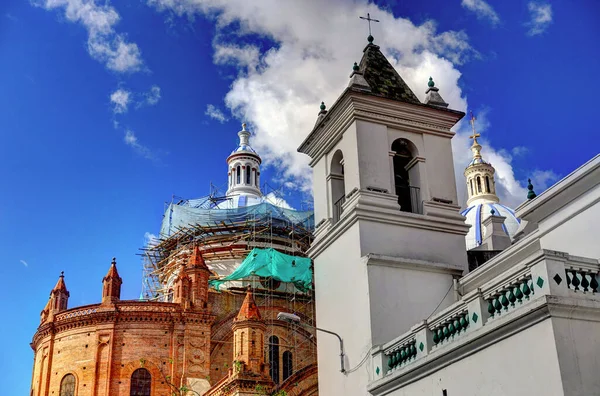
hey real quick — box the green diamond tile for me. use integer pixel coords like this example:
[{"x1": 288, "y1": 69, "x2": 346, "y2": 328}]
[
  {"x1": 537, "y1": 276, "x2": 544, "y2": 288},
  {"x1": 419, "y1": 342, "x2": 424, "y2": 352},
  {"x1": 553, "y1": 273, "x2": 563, "y2": 285},
  {"x1": 375, "y1": 366, "x2": 380, "y2": 375},
  {"x1": 472, "y1": 312, "x2": 478, "y2": 323}
]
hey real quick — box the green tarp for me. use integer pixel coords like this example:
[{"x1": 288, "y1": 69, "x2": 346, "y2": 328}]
[{"x1": 210, "y1": 248, "x2": 313, "y2": 291}]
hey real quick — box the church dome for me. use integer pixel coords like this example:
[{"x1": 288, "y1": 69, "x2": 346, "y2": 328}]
[
  {"x1": 461, "y1": 112, "x2": 521, "y2": 251},
  {"x1": 461, "y1": 203, "x2": 520, "y2": 250}
]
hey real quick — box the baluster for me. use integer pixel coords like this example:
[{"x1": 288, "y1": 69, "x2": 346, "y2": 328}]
[
  {"x1": 572, "y1": 270, "x2": 580, "y2": 291},
  {"x1": 433, "y1": 329, "x2": 440, "y2": 344},
  {"x1": 581, "y1": 271, "x2": 590, "y2": 292},
  {"x1": 459, "y1": 314, "x2": 467, "y2": 332},
  {"x1": 437, "y1": 328, "x2": 444, "y2": 343},
  {"x1": 566, "y1": 269, "x2": 572, "y2": 290},
  {"x1": 493, "y1": 296, "x2": 502, "y2": 315},
  {"x1": 400, "y1": 347, "x2": 406, "y2": 365},
  {"x1": 488, "y1": 299, "x2": 496, "y2": 318},
  {"x1": 514, "y1": 285, "x2": 523, "y2": 304},
  {"x1": 389, "y1": 353, "x2": 395, "y2": 370},
  {"x1": 530, "y1": 279, "x2": 535, "y2": 295},
  {"x1": 508, "y1": 288, "x2": 516, "y2": 307},
  {"x1": 454, "y1": 317, "x2": 461, "y2": 334},
  {"x1": 591, "y1": 273, "x2": 599, "y2": 293},
  {"x1": 448, "y1": 321, "x2": 455, "y2": 338},
  {"x1": 522, "y1": 280, "x2": 531, "y2": 299},
  {"x1": 410, "y1": 343, "x2": 416, "y2": 360},
  {"x1": 443, "y1": 324, "x2": 449, "y2": 340},
  {"x1": 500, "y1": 291, "x2": 509, "y2": 311}
]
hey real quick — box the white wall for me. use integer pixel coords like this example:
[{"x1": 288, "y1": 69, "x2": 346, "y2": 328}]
[
  {"x1": 552, "y1": 316, "x2": 600, "y2": 396},
  {"x1": 382, "y1": 319, "x2": 565, "y2": 396},
  {"x1": 313, "y1": 223, "x2": 374, "y2": 395},
  {"x1": 367, "y1": 263, "x2": 455, "y2": 345},
  {"x1": 359, "y1": 221, "x2": 467, "y2": 267},
  {"x1": 422, "y1": 134, "x2": 458, "y2": 204},
  {"x1": 539, "y1": 185, "x2": 600, "y2": 259}
]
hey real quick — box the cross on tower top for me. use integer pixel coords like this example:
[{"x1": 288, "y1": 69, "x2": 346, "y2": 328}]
[
  {"x1": 359, "y1": 13, "x2": 380, "y2": 40},
  {"x1": 469, "y1": 111, "x2": 480, "y2": 142}
]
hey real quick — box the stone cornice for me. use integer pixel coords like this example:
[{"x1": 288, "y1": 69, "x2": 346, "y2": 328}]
[
  {"x1": 308, "y1": 190, "x2": 470, "y2": 258},
  {"x1": 31, "y1": 301, "x2": 215, "y2": 349},
  {"x1": 515, "y1": 154, "x2": 599, "y2": 222},
  {"x1": 366, "y1": 254, "x2": 464, "y2": 276},
  {"x1": 368, "y1": 294, "x2": 600, "y2": 395},
  {"x1": 298, "y1": 90, "x2": 464, "y2": 164}
]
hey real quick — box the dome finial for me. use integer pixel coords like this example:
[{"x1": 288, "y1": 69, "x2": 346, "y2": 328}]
[
  {"x1": 428, "y1": 76, "x2": 435, "y2": 88},
  {"x1": 527, "y1": 179, "x2": 537, "y2": 200},
  {"x1": 319, "y1": 102, "x2": 326, "y2": 112},
  {"x1": 241, "y1": 122, "x2": 247, "y2": 131}
]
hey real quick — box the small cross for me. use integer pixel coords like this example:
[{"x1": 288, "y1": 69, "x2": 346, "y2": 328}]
[
  {"x1": 469, "y1": 111, "x2": 480, "y2": 142},
  {"x1": 359, "y1": 13, "x2": 380, "y2": 37}
]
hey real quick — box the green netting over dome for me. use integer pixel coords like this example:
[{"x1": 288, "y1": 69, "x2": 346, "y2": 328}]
[{"x1": 210, "y1": 248, "x2": 313, "y2": 292}]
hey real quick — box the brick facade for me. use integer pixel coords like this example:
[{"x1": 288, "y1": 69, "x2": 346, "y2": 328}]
[{"x1": 30, "y1": 260, "x2": 318, "y2": 396}]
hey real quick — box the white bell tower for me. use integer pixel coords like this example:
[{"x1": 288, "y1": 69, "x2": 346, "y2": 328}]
[
  {"x1": 226, "y1": 123, "x2": 262, "y2": 199},
  {"x1": 298, "y1": 36, "x2": 469, "y2": 395}
]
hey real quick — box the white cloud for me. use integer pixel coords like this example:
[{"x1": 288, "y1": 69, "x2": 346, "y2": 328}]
[
  {"x1": 20, "y1": 259, "x2": 28, "y2": 267},
  {"x1": 205, "y1": 104, "x2": 228, "y2": 123},
  {"x1": 526, "y1": 2, "x2": 552, "y2": 36},
  {"x1": 264, "y1": 192, "x2": 294, "y2": 210},
  {"x1": 148, "y1": 0, "x2": 552, "y2": 206},
  {"x1": 124, "y1": 129, "x2": 155, "y2": 160},
  {"x1": 33, "y1": 0, "x2": 143, "y2": 73},
  {"x1": 461, "y1": 0, "x2": 501, "y2": 26},
  {"x1": 144, "y1": 232, "x2": 160, "y2": 247},
  {"x1": 144, "y1": 85, "x2": 161, "y2": 105},
  {"x1": 110, "y1": 88, "x2": 131, "y2": 113}
]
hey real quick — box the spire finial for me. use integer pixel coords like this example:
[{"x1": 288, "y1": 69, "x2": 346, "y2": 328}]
[
  {"x1": 490, "y1": 208, "x2": 496, "y2": 215},
  {"x1": 111, "y1": 257, "x2": 116, "y2": 265},
  {"x1": 468, "y1": 111, "x2": 482, "y2": 160},
  {"x1": 428, "y1": 76, "x2": 435, "y2": 88},
  {"x1": 353, "y1": 62, "x2": 359, "y2": 72},
  {"x1": 527, "y1": 179, "x2": 537, "y2": 200},
  {"x1": 359, "y1": 13, "x2": 379, "y2": 43},
  {"x1": 242, "y1": 122, "x2": 247, "y2": 131},
  {"x1": 60, "y1": 271, "x2": 64, "y2": 277},
  {"x1": 320, "y1": 102, "x2": 326, "y2": 111}
]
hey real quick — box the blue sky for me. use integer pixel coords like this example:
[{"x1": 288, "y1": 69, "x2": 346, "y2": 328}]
[{"x1": 1, "y1": 0, "x2": 599, "y2": 392}]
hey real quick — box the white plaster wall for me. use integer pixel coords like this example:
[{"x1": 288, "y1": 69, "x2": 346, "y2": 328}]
[
  {"x1": 552, "y1": 316, "x2": 600, "y2": 396},
  {"x1": 382, "y1": 319, "x2": 565, "y2": 396},
  {"x1": 367, "y1": 264, "x2": 455, "y2": 345},
  {"x1": 539, "y1": 186, "x2": 600, "y2": 259},
  {"x1": 332, "y1": 121, "x2": 360, "y2": 193},
  {"x1": 313, "y1": 223, "x2": 374, "y2": 395},
  {"x1": 422, "y1": 134, "x2": 459, "y2": 204},
  {"x1": 312, "y1": 158, "x2": 328, "y2": 225},
  {"x1": 359, "y1": 221, "x2": 468, "y2": 267},
  {"x1": 356, "y1": 120, "x2": 394, "y2": 193}
]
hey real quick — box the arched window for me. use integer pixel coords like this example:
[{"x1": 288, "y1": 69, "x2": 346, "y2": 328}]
[
  {"x1": 469, "y1": 179, "x2": 474, "y2": 196},
  {"x1": 254, "y1": 170, "x2": 258, "y2": 187},
  {"x1": 485, "y1": 176, "x2": 491, "y2": 193},
  {"x1": 236, "y1": 165, "x2": 241, "y2": 184},
  {"x1": 392, "y1": 138, "x2": 418, "y2": 213},
  {"x1": 252, "y1": 168, "x2": 256, "y2": 186},
  {"x1": 282, "y1": 351, "x2": 293, "y2": 381},
  {"x1": 60, "y1": 374, "x2": 75, "y2": 396},
  {"x1": 251, "y1": 331, "x2": 257, "y2": 356},
  {"x1": 269, "y1": 335, "x2": 280, "y2": 384},
  {"x1": 246, "y1": 165, "x2": 251, "y2": 184},
  {"x1": 330, "y1": 150, "x2": 345, "y2": 224},
  {"x1": 476, "y1": 176, "x2": 482, "y2": 193},
  {"x1": 130, "y1": 368, "x2": 151, "y2": 396},
  {"x1": 240, "y1": 332, "x2": 244, "y2": 356}
]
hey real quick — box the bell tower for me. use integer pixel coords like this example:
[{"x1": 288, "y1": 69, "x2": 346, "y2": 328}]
[{"x1": 298, "y1": 36, "x2": 469, "y2": 394}]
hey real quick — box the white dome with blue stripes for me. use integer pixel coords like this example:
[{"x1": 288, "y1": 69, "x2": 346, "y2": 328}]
[{"x1": 461, "y1": 203, "x2": 520, "y2": 250}]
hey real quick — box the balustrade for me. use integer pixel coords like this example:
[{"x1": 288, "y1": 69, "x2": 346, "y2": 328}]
[
  {"x1": 565, "y1": 268, "x2": 599, "y2": 293},
  {"x1": 386, "y1": 339, "x2": 417, "y2": 373},
  {"x1": 486, "y1": 276, "x2": 534, "y2": 318},
  {"x1": 431, "y1": 311, "x2": 469, "y2": 346}
]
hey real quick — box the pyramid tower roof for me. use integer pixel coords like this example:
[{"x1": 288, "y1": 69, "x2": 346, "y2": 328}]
[{"x1": 235, "y1": 288, "x2": 262, "y2": 322}]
